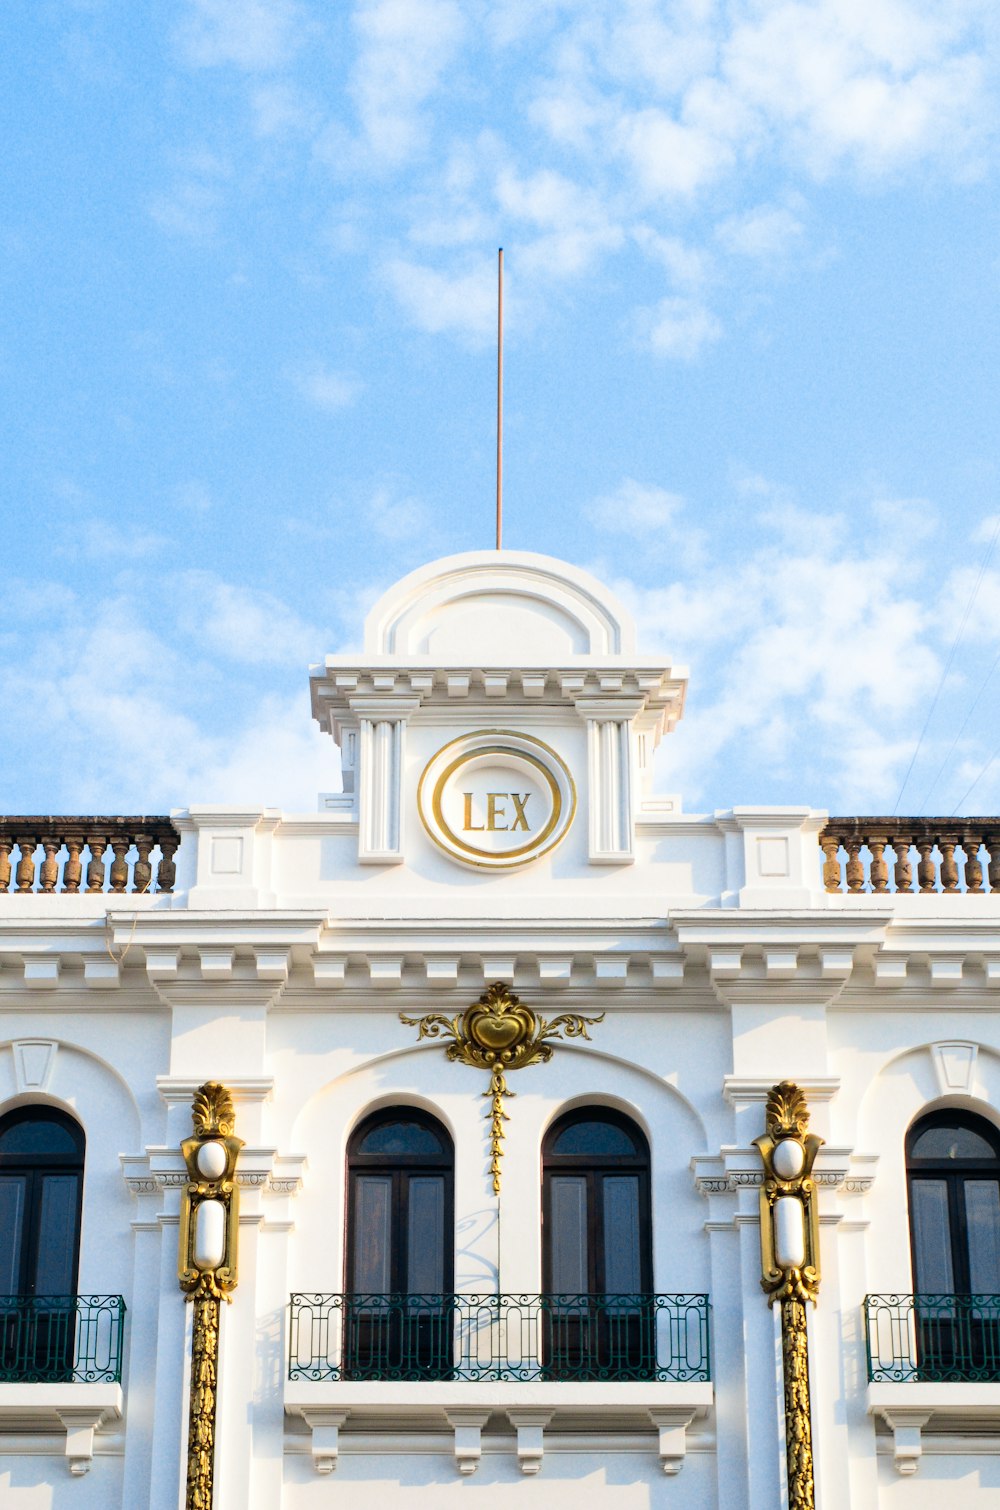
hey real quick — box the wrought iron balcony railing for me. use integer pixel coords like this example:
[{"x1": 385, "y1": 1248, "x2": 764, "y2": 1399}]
[
  {"x1": 0, "y1": 817, "x2": 178, "y2": 894},
  {"x1": 820, "y1": 818, "x2": 1000, "y2": 895},
  {"x1": 288, "y1": 1292, "x2": 711, "y2": 1383},
  {"x1": 865, "y1": 1293, "x2": 1000, "y2": 1383},
  {"x1": 0, "y1": 1295, "x2": 126, "y2": 1383}
]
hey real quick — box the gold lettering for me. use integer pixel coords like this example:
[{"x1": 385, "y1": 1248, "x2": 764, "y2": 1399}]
[
  {"x1": 462, "y1": 793, "x2": 485, "y2": 831},
  {"x1": 487, "y1": 793, "x2": 508, "y2": 831},
  {"x1": 509, "y1": 793, "x2": 531, "y2": 831}
]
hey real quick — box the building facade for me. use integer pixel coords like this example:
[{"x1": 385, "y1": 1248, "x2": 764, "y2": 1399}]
[{"x1": 2, "y1": 549, "x2": 1000, "y2": 1507}]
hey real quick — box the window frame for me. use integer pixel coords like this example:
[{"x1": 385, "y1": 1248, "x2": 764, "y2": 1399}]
[
  {"x1": 542, "y1": 1106, "x2": 652, "y2": 1296},
  {"x1": 345, "y1": 1107, "x2": 455, "y2": 1297},
  {"x1": 907, "y1": 1108, "x2": 1000, "y2": 1295},
  {"x1": 0, "y1": 1105, "x2": 85, "y2": 1299}
]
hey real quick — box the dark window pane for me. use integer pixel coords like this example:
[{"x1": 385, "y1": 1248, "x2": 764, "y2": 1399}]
[
  {"x1": 911, "y1": 1180, "x2": 955, "y2": 1292},
  {"x1": 602, "y1": 1177, "x2": 641, "y2": 1294},
  {"x1": 356, "y1": 1121, "x2": 445, "y2": 1157},
  {"x1": 0, "y1": 1117, "x2": 82, "y2": 1160},
  {"x1": 407, "y1": 1178, "x2": 445, "y2": 1293},
  {"x1": 352, "y1": 1177, "x2": 392, "y2": 1292},
  {"x1": 0, "y1": 1177, "x2": 26, "y2": 1293},
  {"x1": 550, "y1": 1176, "x2": 588, "y2": 1292},
  {"x1": 34, "y1": 1176, "x2": 79, "y2": 1295},
  {"x1": 550, "y1": 1120, "x2": 639, "y2": 1158},
  {"x1": 910, "y1": 1124, "x2": 999, "y2": 1161},
  {"x1": 965, "y1": 1181, "x2": 1000, "y2": 1293}
]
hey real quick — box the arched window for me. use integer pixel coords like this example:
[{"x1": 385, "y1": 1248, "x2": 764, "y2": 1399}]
[
  {"x1": 0, "y1": 1107, "x2": 85, "y2": 1297},
  {"x1": 542, "y1": 1108, "x2": 652, "y2": 1377},
  {"x1": 907, "y1": 1110, "x2": 1000, "y2": 1295},
  {"x1": 345, "y1": 1109, "x2": 453, "y2": 1378}
]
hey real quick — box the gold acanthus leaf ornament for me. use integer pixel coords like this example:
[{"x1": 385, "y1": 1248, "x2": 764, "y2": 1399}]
[
  {"x1": 401, "y1": 983, "x2": 604, "y2": 1194},
  {"x1": 191, "y1": 1081, "x2": 236, "y2": 1139},
  {"x1": 764, "y1": 1080, "x2": 811, "y2": 1140}
]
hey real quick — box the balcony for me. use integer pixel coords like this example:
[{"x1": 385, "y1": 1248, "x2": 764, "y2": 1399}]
[
  {"x1": 0, "y1": 816, "x2": 178, "y2": 894},
  {"x1": 820, "y1": 818, "x2": 1000, "y2": 895},
  {"x1": 0, "y1": 1296, "x2": 126, "y2": 1475},
  {"x1": 864, "y1": 1294, "x2": 1000, "y2": 1475},
  {"x1": 285, "y1": 1293, "x2": 712, "y2": 1475}
]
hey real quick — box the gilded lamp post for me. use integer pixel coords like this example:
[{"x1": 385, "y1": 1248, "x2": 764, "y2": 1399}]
[
  {"x1": 178, "y1": 1083, "x2": 243, "y2": 1510},
  {"x1": 754, "y1": 1082, "x2": 823, "y2": 1510}
]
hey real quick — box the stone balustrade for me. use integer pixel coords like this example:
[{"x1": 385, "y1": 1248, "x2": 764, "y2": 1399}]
[
  {"x1": 0, "y1": 817, "x2": 178, "y2": 894},
  {"x1": 819, "y1": 818, "x2": 1000, "y2": 895}
]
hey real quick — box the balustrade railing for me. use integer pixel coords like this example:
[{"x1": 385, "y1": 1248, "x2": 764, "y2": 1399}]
[
  {"x1": 864, "y1": 1293, "x2": 1000, "y2": 1382},
  {"x1": 0, "y1": 1295, "x2": 126, "y2": 1383},
  {"x1": 0, "y1": 817, "x2": 178, "y2": 894},
  {"x1": 820, "y1": 819, "x2": 1000, "y2": 895},
  {"x1": 288, "y1": 1292, "x2": 710, "y2": 1383}
]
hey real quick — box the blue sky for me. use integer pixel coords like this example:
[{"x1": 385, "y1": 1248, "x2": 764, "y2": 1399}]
[{"x1": 3, "y1": 0, "x2": 1000, "y2": 819}]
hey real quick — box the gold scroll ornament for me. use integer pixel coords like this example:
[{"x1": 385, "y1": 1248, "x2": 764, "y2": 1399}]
[
  {"x1": 753, "y1": 1081, "x2": 824, "y2": 1510},
  {"x1": 178, "y1": 1082, "x2": 243, "y2": 1510},
  {"x1": 401, "y1": 982, "x2": 603, "y2": 1193}
]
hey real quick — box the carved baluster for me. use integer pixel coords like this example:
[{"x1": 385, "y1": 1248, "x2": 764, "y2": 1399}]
[
  {"x1": 109, "y1": 837, "x2": 130, "y2": 893},
  {"x1": 893, "y1": 834, "x2": 913, "y2": 892},
  {"x1": 86, "y1": 834, "x2": 108, "y2": 892},
  {"x1": 40, "y1": 838, "x2": 61, "y2": 892},
  {"x1": 845, "y1": 837, "x2": 864, "y2": 893},
  {"x1": 988, "y1": 835, "x2": 1000, "y2": 894},
  {"x1": 939, "y1": 834, "x2": 960, "y2": 892},
  {"x1": 133, "y1": 834, "x2": 153, "y2": 894},
  {"x1": 868, "y1": 834, "x2": 889, "y2": 893},
  {"x1": 963, "y1": 832, "x2": 984, "y2": 894},
  {"x1": 820, "y1": 834, "x2": 842, "y2": 892},
  {"x1": 0, "y1": 836, "x2": 12, "y2": 893},
  {"x1": 916, "y1": 839, "x2": 936, "y2": 893},
  {"x1": 63, "y1": 835, "x2": 84, "y2": 893},
  {"x1": 156, "y1": 834, "x2": 178, "y2": 894},
  {"x1": 15, "y1": 836, "x2": 37, "y2": 893}
]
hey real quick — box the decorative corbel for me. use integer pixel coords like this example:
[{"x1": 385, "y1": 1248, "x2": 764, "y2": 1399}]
[
  {"x1": 506, "y1": 1409, "x2": 552, "y2": 1474},
  {"x1": 648, "y1": 1408, "x2": 697, "y2": 1475},
  {"x1": 445, "y1": 1409, "x2": 491, "y2": 1475}
]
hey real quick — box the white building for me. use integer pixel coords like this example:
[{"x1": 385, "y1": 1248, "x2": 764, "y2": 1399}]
[{"x1": 2, "y1": 549, "x2": 999, "y2": 1508}]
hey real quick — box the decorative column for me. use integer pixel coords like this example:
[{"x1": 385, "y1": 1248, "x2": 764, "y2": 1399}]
[
  {"x1": 576, "y1": 698, "x2": 642, "y2": 864},
  {"x1": 352, "y1": 697, "x2": 419, "y2": 863},
  {"x1": 753, "y1": 1082, "x2": 823, "y2": 1510},
  {"x1": 177, "y1": 1083, "x2": 243, "y2": 1510}
]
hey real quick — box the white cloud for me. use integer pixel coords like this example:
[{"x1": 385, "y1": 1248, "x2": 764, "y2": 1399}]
[
  {"x1": 382, "y1": 257, "x2": 498, "y2": 340},
  {"x1": 350, "y1": 0, "x2": 466, "y2": 165},
  {"x1": 365, "y1": 486, "x2": 429, "y2": 542},
  {"x1": 717, "y1": 203, "x2": 805, "y2": 259},
  {"x1": 611, "y1": 496, "x2": 947, "y2": 809},
  {"x1": 176, "y1": 573, "x2": 321, "y2": 666},
  {"x1": 642, "y1": 295, "x2": 722, "y2": 359},
  {"x1": 285, "y1": 360, "x2": 362, "y2": 413},
  {"x1": 70, "y1": 520, "x2": 168, "y2": 560},
  {"x1": 175, "y1": 0, "x2": 305, "y2": 71},
  {"x1": 586, "y1": 479, "x2": 685, "y2": 538}
]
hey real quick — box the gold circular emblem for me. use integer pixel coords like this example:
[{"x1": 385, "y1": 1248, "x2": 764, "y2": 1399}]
[{"x1": 417, "y1": 731, "x2": 576, "y2": 869}]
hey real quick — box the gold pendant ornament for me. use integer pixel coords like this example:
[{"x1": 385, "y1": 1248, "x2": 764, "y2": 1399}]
[
  {"x1": 401, "y1": 983, "x2": 603, "y2": 1192},
  {"x1": 177, "y1": 1083, "x2": 243, "y2": 1510},
  {"x1": 754, "y1": 1081, "x2": 823, "y2": 1510}
]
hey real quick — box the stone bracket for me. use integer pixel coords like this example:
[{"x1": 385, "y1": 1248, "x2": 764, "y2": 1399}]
[
  {"x1": 301, "y1": 1408, "x2": 349, "y2": 1474},
  {"x1": 506, "y1": 1409, "x2": 553, "y2": 1475},
  {"x1": 648, "y1": 1408, "x2": 697, "y2": 1475},
  {"x1": 445, "y1": 1409, "x2": 491, "y2": 1475},
  {"x1": 880, "y1": 1409, "x2": 932, "y2": 1475},
  {"x1": 57, "y1": 1408, "x2": 114, "y2": 1476}
]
